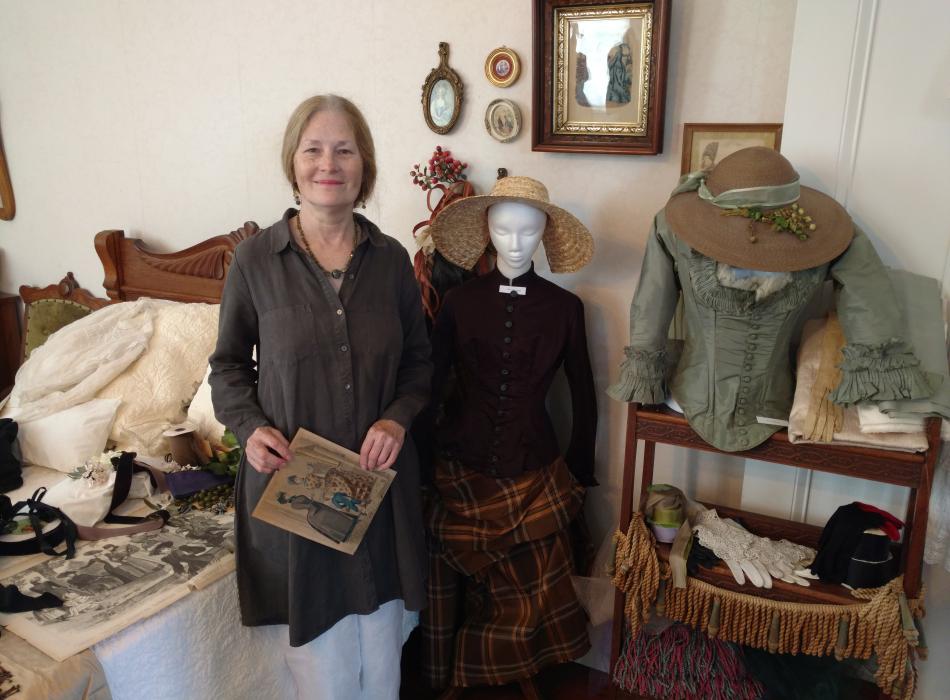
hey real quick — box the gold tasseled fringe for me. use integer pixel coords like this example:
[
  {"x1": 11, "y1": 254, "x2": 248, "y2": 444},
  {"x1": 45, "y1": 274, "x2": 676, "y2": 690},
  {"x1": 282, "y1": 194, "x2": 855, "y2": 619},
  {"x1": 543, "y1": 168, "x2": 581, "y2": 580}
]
[
  {"x1": 611, "y1": 513, "x2": 661, "y2": 637},
  {"x1": 612, "y1": 516, "x2": 925, "y2": 700}
]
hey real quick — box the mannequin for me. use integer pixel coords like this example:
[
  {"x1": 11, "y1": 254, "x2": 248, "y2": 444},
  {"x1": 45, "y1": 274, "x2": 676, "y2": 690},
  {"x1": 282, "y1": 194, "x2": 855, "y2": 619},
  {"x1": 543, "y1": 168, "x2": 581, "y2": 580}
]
[{"x1": 422, "y1": 176, "x2": 596, "y2": 696}]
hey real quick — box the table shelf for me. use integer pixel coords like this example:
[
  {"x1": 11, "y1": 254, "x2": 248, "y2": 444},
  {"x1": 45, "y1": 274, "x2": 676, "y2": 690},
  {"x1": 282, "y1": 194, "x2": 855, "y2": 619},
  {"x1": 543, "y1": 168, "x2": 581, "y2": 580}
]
[{"x1": 609, "y1": 402, "x2": 941, "y2": 693}]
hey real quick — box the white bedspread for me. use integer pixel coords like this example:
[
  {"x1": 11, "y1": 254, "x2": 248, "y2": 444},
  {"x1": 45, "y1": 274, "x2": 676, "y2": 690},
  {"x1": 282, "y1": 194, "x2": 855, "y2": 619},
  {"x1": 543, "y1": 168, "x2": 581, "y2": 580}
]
[{"x1": 94, "y1": 573, "x2": 296, "y2": 700}]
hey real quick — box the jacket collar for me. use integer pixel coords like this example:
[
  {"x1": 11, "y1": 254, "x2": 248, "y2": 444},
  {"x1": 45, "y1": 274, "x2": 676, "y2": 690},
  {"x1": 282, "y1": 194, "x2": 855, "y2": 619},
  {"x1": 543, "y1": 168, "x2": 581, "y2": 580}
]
[
  {"x1": 270, "y1": 209, "x2": 384, "y2": 254},
  {"x1": 489, "y1": 262, "x2": 538, "y2": 285}
]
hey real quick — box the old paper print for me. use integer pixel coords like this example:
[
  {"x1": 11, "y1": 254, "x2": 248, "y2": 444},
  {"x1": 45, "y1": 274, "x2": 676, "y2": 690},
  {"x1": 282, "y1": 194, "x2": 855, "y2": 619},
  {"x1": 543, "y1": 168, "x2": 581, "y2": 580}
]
[{"x1": 252, "y1": 428, "x2": 395, "y2": 555}]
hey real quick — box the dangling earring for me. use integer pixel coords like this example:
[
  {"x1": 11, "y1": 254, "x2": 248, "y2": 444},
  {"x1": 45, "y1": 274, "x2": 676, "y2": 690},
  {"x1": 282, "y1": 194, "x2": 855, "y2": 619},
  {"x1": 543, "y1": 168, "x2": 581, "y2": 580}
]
[
  {"x1": 293, "y1": 187, "x2": 301, "y2": 206},
  {"x1": 360, "y1": 200, "x2": 367, "y2": 209}
]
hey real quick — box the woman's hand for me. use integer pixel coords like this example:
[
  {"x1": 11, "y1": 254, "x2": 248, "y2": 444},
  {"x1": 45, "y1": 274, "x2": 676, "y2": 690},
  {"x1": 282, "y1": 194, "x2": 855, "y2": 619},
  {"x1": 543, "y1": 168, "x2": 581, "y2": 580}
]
[
  {"x1": 359, "y1": 419, "x2": 405, "y2": 471},
  {"x1": 246, "y1": 426, "x2": 293, "y2": 474}
]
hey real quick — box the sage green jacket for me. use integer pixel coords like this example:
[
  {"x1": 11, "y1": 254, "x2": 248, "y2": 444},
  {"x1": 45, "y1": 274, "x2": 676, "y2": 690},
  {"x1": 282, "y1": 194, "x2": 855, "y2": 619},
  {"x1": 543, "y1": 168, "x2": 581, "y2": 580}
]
[{"x1": 608, "y1": 211, "x2": 932, "y2": 452}]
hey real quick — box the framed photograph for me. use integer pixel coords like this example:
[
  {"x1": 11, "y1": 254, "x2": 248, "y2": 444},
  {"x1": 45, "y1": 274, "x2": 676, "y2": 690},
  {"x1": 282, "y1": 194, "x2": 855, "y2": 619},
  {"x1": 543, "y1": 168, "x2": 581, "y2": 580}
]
[
  {"x1": 421, "y1": 42, "x2": 464, "y2": 135},
  {"x1": 485, "y1": 46, "x2": 522, "y2": 87},
  {"x1": 0, "y1": 125, "x2": 14, "y2": 221},
  {"x1": 681, "y1": 123, "x2": 783, "y2": 174},
  {"x1": 485, "y1": 99, "x2": 523, "y2": 143},
  {"x1": 532, "y1": 0, "x2": 671, "y2": 156}
]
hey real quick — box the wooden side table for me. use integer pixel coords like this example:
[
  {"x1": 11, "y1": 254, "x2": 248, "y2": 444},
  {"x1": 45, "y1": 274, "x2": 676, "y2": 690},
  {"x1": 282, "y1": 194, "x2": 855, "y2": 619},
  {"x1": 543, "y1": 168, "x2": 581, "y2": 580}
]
[{"x1": 0, "y1": 292, "x2": 21, "y2": 396}]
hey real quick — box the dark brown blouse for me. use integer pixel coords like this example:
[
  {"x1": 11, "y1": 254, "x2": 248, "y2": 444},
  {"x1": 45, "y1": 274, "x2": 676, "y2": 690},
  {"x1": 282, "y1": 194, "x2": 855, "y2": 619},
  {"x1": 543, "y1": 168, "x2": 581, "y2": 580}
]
[
  {"x1": 430, "y1": 266, "x2": 597, "y2": 486},
  {"x1": 209, "y1": 210, "x2": 432, "y2": 646}
]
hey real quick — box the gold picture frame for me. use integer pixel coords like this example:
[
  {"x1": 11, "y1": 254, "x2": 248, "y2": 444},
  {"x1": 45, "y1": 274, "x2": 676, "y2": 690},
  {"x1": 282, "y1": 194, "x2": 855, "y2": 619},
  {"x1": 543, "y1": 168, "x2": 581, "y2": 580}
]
[
  {"x1": 485, "y1": 46, "x2": 521, "y2": 88},
  {"x1": 421, "y1": 42, "x2": 464, "y2": 135},
  {"x1": 681, "y1": 123, "x2": 784, "y2": 175},
  {"x1": 532, "y1": 0, "x2": 670, "y2": 155},
  {"x1": 0, "y1": 124, "x2": 14, "y2": 221}
]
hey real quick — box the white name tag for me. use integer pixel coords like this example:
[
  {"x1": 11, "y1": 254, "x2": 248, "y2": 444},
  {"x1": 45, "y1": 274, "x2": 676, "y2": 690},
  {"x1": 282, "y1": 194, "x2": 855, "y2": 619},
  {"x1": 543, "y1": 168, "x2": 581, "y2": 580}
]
[
  {"x1": 498, "y1": 284, "x2": 526, "y2": 296},
  {"x1": 757, "y1": 416, "x2": 790, "y2": 427}
]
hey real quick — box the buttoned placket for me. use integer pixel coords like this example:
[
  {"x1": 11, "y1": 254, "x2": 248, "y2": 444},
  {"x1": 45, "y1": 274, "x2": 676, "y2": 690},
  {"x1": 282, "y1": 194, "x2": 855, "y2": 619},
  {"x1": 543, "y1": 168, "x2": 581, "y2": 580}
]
[
  {"x1": 735, "y1": 307, "x2": 764, "y2": 449},
  {"x1": 490, "y1": 290, "x2": 521, "y2": 477},
  {"x1": 295, "y1": 241, "x2": 360, "y2": 449},
  {"x1": 288, "y1": 239, "x2": 378, "y2": 600}
]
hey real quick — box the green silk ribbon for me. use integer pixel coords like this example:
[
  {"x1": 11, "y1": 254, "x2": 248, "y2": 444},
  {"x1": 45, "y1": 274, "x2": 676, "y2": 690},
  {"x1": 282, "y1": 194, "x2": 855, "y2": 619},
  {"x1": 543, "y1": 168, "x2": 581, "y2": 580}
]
[{"x1": 672, "y1": 170, "x2": 801, "y2": 210}]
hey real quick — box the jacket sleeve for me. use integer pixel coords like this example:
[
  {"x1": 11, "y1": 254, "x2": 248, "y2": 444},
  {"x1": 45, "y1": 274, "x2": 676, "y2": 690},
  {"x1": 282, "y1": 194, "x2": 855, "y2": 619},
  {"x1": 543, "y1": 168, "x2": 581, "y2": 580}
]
[
  {"x1": 208, "y1": 254, "x2": 271, "y2": 448},
  {"x1": 380, "y1": 249, "x2": 434, "y2": 429},
  {"x1": 607, "y1": 215, "x2": 680, "y2": 403},
  {"x1": 828, "y1": 228, "x2": 933, "y2": 405},
  {"x1": 563, "y1": 298, "x2": 598, "y2": 487}
]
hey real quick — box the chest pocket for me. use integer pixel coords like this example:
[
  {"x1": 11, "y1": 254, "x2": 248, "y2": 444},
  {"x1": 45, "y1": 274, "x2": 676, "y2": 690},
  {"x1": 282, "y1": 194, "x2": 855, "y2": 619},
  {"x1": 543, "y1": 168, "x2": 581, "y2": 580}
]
[{"x1": 259, "y1": 304, "x2": 319, "y2": 363}]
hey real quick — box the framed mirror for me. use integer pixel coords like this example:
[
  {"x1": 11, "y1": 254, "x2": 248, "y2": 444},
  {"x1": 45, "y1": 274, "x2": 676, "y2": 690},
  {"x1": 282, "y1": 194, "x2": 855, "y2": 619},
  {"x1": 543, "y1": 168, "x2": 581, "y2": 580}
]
[{"x1": 421, "y1": 42, "x2": 463, "y2": 135}]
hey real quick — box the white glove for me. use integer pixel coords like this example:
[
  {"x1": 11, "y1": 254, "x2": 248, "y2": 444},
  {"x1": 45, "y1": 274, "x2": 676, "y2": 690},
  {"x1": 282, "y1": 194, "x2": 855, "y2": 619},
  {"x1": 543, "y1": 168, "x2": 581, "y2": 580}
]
[{"x1": 693, "y1": 510, "x2": 815, "y2": 588}]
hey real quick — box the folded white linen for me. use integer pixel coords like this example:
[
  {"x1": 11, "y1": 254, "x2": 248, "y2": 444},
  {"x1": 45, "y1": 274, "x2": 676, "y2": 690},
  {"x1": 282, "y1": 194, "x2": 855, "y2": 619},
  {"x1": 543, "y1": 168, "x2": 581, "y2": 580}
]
[
  {"x1": 43, "y1": 469, "x2": 154, "y2": 527},
  {"x1": 857, "y1": 402, "x2": 926, "y2": 434},
  {"x1": 788, "y1": 318, "x2": 928, "y2": 452}
]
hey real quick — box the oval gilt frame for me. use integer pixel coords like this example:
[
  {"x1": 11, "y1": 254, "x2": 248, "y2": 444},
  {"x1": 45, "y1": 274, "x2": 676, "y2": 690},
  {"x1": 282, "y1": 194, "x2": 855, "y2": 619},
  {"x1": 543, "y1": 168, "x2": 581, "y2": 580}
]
[
  {"x1": 485, "y1": 99, "x2": 523, "y2": 143},
  {"x1": 421, "y1": 42, "x2": 463, "y2": 135}
]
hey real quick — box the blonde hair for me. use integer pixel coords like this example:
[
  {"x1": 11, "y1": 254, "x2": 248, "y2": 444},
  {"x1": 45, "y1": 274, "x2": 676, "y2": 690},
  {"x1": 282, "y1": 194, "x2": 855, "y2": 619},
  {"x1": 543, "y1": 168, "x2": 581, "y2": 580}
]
[{"x1": 281, "y1": 95, "x2": 377, "y2": 206}]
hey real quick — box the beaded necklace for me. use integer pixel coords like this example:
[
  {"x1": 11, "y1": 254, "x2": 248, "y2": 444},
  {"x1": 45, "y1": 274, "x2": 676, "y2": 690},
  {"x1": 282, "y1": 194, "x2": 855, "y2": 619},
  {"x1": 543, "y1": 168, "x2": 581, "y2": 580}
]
[{"x1": 294, "y1": 215, "x2": 355, "y2": 279}]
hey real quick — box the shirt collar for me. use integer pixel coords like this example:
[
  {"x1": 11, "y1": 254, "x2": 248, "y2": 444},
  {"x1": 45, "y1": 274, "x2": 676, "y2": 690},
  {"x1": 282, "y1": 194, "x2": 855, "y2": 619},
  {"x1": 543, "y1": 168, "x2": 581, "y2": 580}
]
[{"x1": 270, "y1": 209, "x2": 383, "y2": 254}]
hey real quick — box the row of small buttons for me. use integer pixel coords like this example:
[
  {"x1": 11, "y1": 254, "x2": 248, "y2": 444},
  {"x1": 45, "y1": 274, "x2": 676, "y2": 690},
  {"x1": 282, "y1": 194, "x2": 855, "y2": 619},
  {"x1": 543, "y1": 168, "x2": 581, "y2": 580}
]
[
  {"x1": 488, "y1": 292, "x2": 520, "y2": 475},
  {"x1": 736, "y1": 313, "x2": 762, "y2": 448}
]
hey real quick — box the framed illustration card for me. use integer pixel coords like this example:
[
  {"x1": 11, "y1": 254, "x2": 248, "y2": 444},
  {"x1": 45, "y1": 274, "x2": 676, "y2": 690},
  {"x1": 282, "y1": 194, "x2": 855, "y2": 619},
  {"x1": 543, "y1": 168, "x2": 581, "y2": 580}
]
[
  {"x1": 532, "y1": 0, "x2": 671, "y2": 155},
  {"x1": 252, "y1": 428, "x2": 395, "y2": 555},
  {"x1": 681, "y1": 123, "x2": 783, "y2": 174}
]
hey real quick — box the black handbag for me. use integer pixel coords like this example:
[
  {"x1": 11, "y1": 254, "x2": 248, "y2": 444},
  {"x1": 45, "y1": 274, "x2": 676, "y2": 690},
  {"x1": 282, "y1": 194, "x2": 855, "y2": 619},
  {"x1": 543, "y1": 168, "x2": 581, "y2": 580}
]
[
  {"x1": 0, "y1": 487, "x2": 77, "y2": 558},
  {"x1": 0, "y1": 418, "x2": 22, "y2": 494}
]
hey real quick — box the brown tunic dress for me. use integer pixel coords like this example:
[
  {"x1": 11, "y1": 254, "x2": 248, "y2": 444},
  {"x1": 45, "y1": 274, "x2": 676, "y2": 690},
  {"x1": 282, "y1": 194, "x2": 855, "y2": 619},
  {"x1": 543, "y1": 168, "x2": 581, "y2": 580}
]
[{"x1": 209, "y1": 209, "x2": 431, "y2": 646}]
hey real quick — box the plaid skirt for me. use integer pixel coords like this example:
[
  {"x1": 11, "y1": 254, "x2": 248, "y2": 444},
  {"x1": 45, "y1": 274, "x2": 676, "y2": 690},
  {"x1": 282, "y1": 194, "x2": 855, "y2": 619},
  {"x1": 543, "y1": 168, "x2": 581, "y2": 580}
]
[{"x1": 422, "y1": 457, "x2": 590, "y2": 688}]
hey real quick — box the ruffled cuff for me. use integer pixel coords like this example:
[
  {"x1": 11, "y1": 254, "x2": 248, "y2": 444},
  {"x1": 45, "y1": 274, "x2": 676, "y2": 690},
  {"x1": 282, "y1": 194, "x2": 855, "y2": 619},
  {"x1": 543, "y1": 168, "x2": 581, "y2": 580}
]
[
  {"x1": 829, "y1": 341, "x2": 934, "y2": 405},
  {"x1": 607, "y1": 347, "x2": 669, "y2": 404}
]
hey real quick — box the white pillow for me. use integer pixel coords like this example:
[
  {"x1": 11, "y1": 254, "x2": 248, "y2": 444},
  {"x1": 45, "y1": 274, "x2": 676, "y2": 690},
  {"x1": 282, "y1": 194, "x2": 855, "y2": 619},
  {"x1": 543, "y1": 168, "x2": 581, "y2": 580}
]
[
  {"x1": 17, "y1": 398, "x2": 121, "y2": 472},
  {"x1": 187, "y1": 366, "x2": 226, "y2": 444},
  {"x1": 97, "y1": 302, "x2": 219, "y2": 455}
]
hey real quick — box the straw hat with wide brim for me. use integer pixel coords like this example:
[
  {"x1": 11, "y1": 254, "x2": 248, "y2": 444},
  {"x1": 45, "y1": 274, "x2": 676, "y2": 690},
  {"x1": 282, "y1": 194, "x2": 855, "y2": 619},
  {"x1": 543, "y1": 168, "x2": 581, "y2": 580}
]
[
  {"x1": 429, "y1": 176, "x2": 593, "y2": 273},
  {"x1": 665, "y1": 147, "x2": 854, "y2": 272}
]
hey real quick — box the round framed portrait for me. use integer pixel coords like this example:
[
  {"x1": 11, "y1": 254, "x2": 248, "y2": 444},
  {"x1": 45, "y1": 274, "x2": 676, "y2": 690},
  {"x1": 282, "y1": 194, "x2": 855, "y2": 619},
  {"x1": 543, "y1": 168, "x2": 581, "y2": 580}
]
[
  {"x1": 485, "y1": 99, "x2": 522, "y2": 143},
  {"x1": 484, "y1": 46, "x2": 521, "y2": 88}
]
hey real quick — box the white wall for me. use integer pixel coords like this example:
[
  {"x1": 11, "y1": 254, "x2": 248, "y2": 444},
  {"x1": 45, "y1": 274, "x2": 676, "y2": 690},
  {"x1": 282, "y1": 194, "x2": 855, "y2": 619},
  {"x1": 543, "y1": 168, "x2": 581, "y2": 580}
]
[
  {"x1": 744, "y1": 1, "x2": 950, "y2": 696},
  {"x1": 0, "y1": 0, "x2": 797, "y2": 544}
]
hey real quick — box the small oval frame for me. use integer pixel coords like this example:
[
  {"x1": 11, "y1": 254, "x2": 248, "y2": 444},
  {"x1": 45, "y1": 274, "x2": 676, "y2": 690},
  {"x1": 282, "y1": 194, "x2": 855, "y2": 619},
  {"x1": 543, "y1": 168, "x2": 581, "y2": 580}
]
[
  {"x1": 484, "y1": 99, "x2": 523, "y2": 143},
  {"x1": 421, "y1": 42, "x2": 464, "y2": 135},
  {"x1": 484, "y1": 46, "x2": 521, "y2": 88}
]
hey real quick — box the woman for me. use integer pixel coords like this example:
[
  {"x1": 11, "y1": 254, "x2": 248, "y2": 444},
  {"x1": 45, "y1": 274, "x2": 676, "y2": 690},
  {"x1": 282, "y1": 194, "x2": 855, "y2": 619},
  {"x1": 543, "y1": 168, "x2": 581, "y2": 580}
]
[{"x1": 210, "y1": 94, "x2": 431, "y2": 700}]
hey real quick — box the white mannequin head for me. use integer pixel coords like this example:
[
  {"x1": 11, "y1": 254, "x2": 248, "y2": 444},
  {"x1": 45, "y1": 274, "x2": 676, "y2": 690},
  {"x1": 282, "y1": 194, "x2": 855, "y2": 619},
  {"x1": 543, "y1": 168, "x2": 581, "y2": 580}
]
[{"x1": 487, "y1": 201, "x2": 547, "y2": 279}]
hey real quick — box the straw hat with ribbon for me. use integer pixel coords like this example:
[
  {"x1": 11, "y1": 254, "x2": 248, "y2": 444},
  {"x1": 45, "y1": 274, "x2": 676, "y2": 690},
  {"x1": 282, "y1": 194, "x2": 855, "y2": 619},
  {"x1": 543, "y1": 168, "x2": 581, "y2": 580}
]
[
  {"x1": 665, "y1": 147, "x2": 853, "y2": 272},
  {"x1": 429, "y1": 175, "x2": 594, "y2": 273}
]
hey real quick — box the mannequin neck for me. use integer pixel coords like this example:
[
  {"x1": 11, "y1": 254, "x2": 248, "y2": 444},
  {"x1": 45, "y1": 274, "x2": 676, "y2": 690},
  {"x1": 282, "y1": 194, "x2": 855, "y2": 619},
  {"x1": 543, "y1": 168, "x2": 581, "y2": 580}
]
[{"x1": 495, "y1": 258, "x2": 531, "y2": 280}]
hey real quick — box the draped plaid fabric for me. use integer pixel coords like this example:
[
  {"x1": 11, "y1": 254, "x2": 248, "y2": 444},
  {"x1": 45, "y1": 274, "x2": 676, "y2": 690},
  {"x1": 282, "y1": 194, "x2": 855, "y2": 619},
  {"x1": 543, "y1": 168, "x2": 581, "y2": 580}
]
[{"x1": 422, "y1": 457, "x2": 590, "y2": 688}]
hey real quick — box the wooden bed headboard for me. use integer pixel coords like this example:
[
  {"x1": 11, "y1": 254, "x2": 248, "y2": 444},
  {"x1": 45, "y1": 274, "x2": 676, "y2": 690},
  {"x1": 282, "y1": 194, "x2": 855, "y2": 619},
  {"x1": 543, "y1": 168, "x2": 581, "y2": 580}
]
[
  {"x1": 94, "y1": 222, "x2": 260, "y2": 303},
  {"x1": 17, "y1": 222, "x2": 261, "y2": 365}
]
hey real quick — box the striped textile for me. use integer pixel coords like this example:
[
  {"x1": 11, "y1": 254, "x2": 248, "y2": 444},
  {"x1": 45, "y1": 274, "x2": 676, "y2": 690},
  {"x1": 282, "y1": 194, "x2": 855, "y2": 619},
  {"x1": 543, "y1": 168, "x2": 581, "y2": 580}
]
[{"x1": 422, "y1": 457, "x2": 590, "y2": 688}]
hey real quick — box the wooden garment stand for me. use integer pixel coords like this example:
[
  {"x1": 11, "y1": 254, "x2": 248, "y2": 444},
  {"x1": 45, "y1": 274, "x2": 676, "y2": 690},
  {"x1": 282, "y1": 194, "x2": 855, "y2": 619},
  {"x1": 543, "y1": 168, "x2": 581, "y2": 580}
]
[{"x1": 609, "y1": 402, "x2": 942, "y2": 678}]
